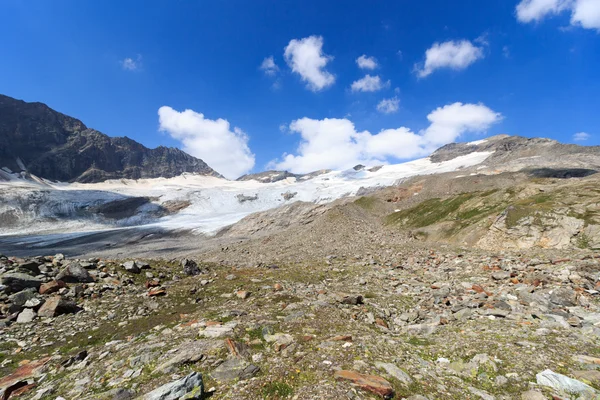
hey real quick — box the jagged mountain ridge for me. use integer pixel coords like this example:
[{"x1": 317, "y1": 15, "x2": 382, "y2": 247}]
[{"x1": 0, "y1": 94, "x2": 221, "y2": 183}]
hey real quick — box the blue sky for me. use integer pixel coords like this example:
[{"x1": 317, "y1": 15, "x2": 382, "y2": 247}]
[{"x1": 0, "y1": 0, "x2": 599, "y2": 178}]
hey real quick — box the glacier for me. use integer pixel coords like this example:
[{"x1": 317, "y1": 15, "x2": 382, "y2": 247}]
[{"x1": 0, "y1": 151, "x2": 493, "y2": 239}]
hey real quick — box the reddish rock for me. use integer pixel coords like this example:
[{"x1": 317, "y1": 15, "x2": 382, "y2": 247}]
[
  {"x1": 39, "y1": 280, "x2": 66, "y2": 295},
  {"x1": 0, "y1": 357, "x2": 50, "y2": 398},
  {"x1": 334, "y1": 370, "x2": 394, "y2": 399},
  {"x1": 10, "y1": 382, "x2": 37, "y2": 398},
  {"x1": 472, "y1": 284, "x2": 492, "y2": 296},
  {"x1": 236, "y1": 290, "x2": 250, "y2": 299},
  {"x1": 274, "y1": 343, "x2": 288, "y2": 352},
  {"x1": 273, "y1": 283, "x2": 283, "y2": 291},
  {"x1": 148, "y1": 288, "x2": 166, "y2": 297},
  {"x1": 331, "y1": 335, "x2": 352, "y2": 341},
  {"x1": 375, "y1": 318, "x2": 389, "y2": 329},
  {"x1": 145, "y1": 279, "x2": 160, "y2": 288},
  {"x1": 37, "y1": 296, "x2": 79, "y2": 318},
  {"x1": 472, "y1": 284, "x2": 485, "y2": 293},
  {"x1": 224, "y1": 338, "x2": 250, "y2": 359}
]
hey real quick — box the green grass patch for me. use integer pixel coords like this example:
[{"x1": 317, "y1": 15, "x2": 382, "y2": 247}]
[
  {"x1": 386, "y1": 193, "x2": 476, "y2": 228},
  {"x1": 261, "y1": 380, "x2": 294, "y2": 399},
  {"x1": 407, "y1": 337, "x2": 432, "y2": 346},
  {"x1": 505, "y1": 206, "x2": 537, "y2": 228},
  {"x1": 354, "y1": 196, "x2": 377, "y2": 210}
]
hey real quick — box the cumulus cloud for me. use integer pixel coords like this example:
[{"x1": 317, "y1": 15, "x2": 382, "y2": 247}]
[
  {"x1": 421, "y1": 102, "x2": 502, "y2": 147},
  {"x1": 573, "y1": 132, "x2": 591, "y2": 141},
  {"x1": 356, "y1": 55, "x2": 378, "y2": 70},
  {"x1": 284, "y1": 35, "x2": 335, "y2": 91},
  {"x1": 350, "y1": 75, "x2": 389, "y2": 92},
  {"x1": 415, "y1": 40, "x2": 485, "y2": 78},
  {"x1": 272, "y1": 102, "x2": 501, "y2": 173},
  {"x1": 571, "y1": 0, "x2": 600, "y2": 30},
  {"x1": 122, "y1": 55, "x2": 142, "y2": 71},
  {"x1": 376, "y1": 97, "x2": 400, "y2": 114},
  {"x1": 516, "y1": 0, "x2": 570, "y2": 22},
  {"x1": 260, "y1": 56, "x2": 279, "y2": 76},
  {"x1": 158, "y1": 107, "x2": 255, "y2": 179},
  {"x1": 516, "y1": 0, "x2": 600, "y2": 30}
]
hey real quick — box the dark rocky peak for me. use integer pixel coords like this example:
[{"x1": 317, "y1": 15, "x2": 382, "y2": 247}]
[{"x1": 0, "y1": 94, "x2": 222, "y2": 182}]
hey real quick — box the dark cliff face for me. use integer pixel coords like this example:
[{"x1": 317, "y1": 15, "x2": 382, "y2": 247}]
[{"x1": 0, "y1": 94, "x2": 222, "y2": 182}]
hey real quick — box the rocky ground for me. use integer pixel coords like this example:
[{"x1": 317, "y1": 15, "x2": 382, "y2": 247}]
[
  {"x1": 2, "y1": 246, "x2": 600, "y2": 399},
  {"x1": 3, "y1": 156, "x2": 600, "y2": 399}
]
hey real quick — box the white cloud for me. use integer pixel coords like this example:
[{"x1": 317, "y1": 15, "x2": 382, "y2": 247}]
[
  {"x1": 158, "y1": 107, "x2": 255, "y2": 179},
  {"x1": 122, "y1": 55, "x2": 142, "y2": 71},
  {"x1": 356, "y1": 55, "x2": 378, "y2": 70},
  {"x1": 260, "y1": 56, "x2": 279, "y2": 76},
  {"x1": 415, "y1": 40, "x2": 485, "y2": 78},
  {"x1": 573, "y1": 132, "x2": 591, "y2": 141},
  {"x1": 284, "y1": 35, "x2": 335, "y2": 91},
  {"x1": 350, "y1": 75, "x2": 389, "y2": 92},
  {"x1": 516, "y1": 0, "x2": 571, "y2": 22},
  {"x1": 516, "y1": 0, "x2": 600, "y2": 30},
  {"x1": 571, "y1": 0, "x2": 600, "y2": 30},
  {"x1": 376, "y1": 97, "x2": 400, "y2": 114},
  {"x1": 272, "y1": 102, "x2": 501, "y2": 173},
  {"x1": 474, "y1": 33, "x2": 490, "y2": 47},
  {"x1": 422, "y1": 102, "x2": 502, "y2": 147}
]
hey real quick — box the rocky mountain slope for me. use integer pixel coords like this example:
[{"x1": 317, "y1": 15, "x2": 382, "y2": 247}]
[
  {"x1": 2, "y1": 133, "x2": 600, "y2": 399},
  {"x1": 0, "y1": 94, "x2": 221, "y2": 183}
]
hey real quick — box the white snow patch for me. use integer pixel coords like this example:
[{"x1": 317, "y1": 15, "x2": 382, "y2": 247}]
[{"x1": 467, "y1": 139, "x2": 488, "y2": 146}]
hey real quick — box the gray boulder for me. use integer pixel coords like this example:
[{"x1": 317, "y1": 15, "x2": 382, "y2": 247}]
[
  {"x1": 8, "y1": 288, "x2": 38, "y2": 307},
  {"x1": 37, "y1": 296, "x2": 80, "y2": 318},
  {"x1": 16, "y1": 260, "x2": 41, "y2": 275},
  {"x1": 211, "y1": 358, "x2": 260, "y2": 382},
  {"x1": 16, "y1": 308, "x2": 36, "y2": 323},
  {"x1": 549, "y1": 288, "x2": 577, "y2": 307},
  {"x1": 1, "y1": 272, "x2": 43, "y2": 293},
  {"x1": 536, "y1": 369, "x2": 597, "y2": 398},
  {"x1": 56, "y1": 263, "x2": 94, "y2": 283},
  {"x1": 181, "y1": 259, "x2": 200, "y2": 276},
  {"x1": 143, "y1": 372, "x2": 203, "y2": 400},
  {"x1": 122, "y1": 261, "x2": 141, "y2": 274}
]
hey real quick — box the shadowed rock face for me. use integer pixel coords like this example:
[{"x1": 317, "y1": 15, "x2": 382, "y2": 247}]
[{"x1": 0, "y1": 94, "x2": 222, "y2": 182}]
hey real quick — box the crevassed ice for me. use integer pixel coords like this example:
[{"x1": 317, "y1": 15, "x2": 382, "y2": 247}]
[{"x1": 0, "y1": 151, "x2": 493, "y2": 237}]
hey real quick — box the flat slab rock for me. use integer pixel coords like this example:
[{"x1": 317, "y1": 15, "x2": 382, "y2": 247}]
[
  {"x1": 334, "y1": 370, "x2": 394, "y2": 399},
  {"x1": 1, "y1": 273, "x2": 43, "y2": 293},
  {"x1": 198, "y1": 322, "x2": 237, "y2": 338},
  {"x1": 374, "y1": 362, "x2": 413, "y2": 385},
  {"x1": 211, "y1": 358, "x2": 259, "y2": 382},
  {"x1": 536, "y1": 369, "x2": 598, "y2": 398},
  {"x1": 143, "y1": 372, "x2": 203, "y2": 400}
]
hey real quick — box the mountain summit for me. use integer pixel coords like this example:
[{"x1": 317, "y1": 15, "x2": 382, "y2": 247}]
[{"x1": 0, "y1": 94, "x2": 221, "y2": 182}]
